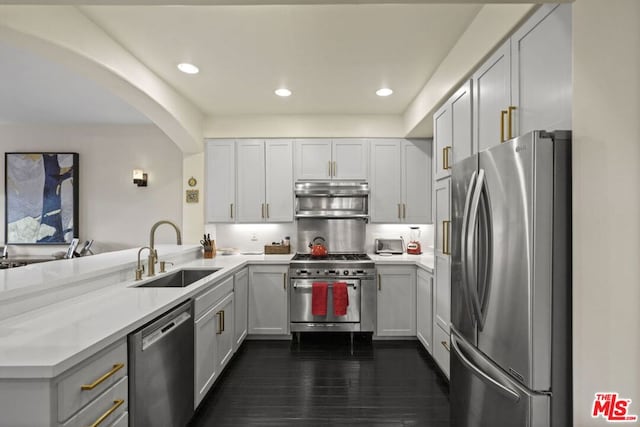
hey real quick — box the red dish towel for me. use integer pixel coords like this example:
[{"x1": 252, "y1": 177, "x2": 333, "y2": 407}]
[
  {"x1": 333, "y1": 282, "x2": 349, "y2": 316},
  {"x1": 311, "y1": 282, "x2": 328, "y2": 316}
]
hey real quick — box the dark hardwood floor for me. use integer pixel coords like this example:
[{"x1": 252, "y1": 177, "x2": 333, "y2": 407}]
[{"x1": 189, "y1": 333, "x2": 450, "y2": 427}]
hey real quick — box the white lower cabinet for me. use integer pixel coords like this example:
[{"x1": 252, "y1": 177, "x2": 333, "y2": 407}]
[
  {"x1": 416, "y1": 268, "x2": 433, "y2": 354},
  {"x1": 248, "y1": 265, "x2": 289, "y2": 335},
  {"x1": 194, "y1": 276, "x2": 235, "y2": 407},
  {"x1": 376, "y1": 266, "x2": 416, "y2": 337},
  {"x1": 433, "y1": 324, "x2": 450, "y2": 379},
  {"x1": 233, "y1": 268, "x2": 249, "y2": 350}
]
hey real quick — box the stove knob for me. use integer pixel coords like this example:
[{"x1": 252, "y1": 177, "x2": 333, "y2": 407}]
[{"x1": 343, "y1": 270, "x2": 349, "y2": 276}]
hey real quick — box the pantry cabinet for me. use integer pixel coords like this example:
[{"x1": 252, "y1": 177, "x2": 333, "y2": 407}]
[
  {"x1": 205, "y1": 140, "x2": 236, "y2": 223},
  {"x1": 236, "y1": 140, "x2": 293, "y2": 223},
  {"x1": 416, "y1": 268, "x2": 434, "y2": 354},
  {"x1": 294, "y1": 139, "x2": 368, "y2": 180},
  {"x1": 248, "y1": 265, "x2": 289, "y2": 335},
  {"x1": 473, "y1": 4, "x2": 571, "y2": 152},
  {"x1": 376, "y1": 266, "x2": 416, "y2": 337},
  {"x1": 370, "y1": 139, "x2": 431, "y2": 223}
]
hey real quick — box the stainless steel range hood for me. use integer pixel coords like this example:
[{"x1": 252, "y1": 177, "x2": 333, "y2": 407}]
[{"x1": 294, "y1": 181, "x2": 369, "y2": 219}]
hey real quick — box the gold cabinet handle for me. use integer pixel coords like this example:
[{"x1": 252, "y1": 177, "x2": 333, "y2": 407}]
[
  {"x1": 266, "y1": 203, "x2": 270, "y2": 219},
  {"x1": 283, "y1": 273, "x2": 287, "y2": 290},
  {"x1": 333, "y1": 161, "x2": 337, "y2": 177},
  {"x1": 81, "y1": 363, "x2": 125, "y2": 391},
  {"x1": 500, "y1": 110, "x2": 508, "y2": 143},
  {"x1": 328, "y1": 161, "x2": 332, "y2": 177},
  {"x1": 441, "y1": 340, "x2": 450, "y2": 352},
  {"x1": 261, "y1": 203, "x2": 265, "y2": 219},
  {"x1": 230, "y1": 203, "x2": 234, "y2": 219},
  {"x1": 378, "y1": 274, "x2": 382, "y2": 291},
  {"x1": 443, "y1": 146, "x2": 452, "y2": 170},
  {"x1": 89, "y1": 399, "x2": 124, "y2": 427},
  {"x1": 397, "y1": 204, "x2": 402, "y2": 219},
  {"x1": 507, "y1": 106, "x2": 516, "y2": 140},
  {"x1": 222, "y1": 310, "x2": 225, "y2": 333},
  {"x1": 403, "y1": 203, "x2": 406, "y2": 219},
  {"x1": 442, "y1": 220, "x2": 451, "y2": 255},
  {"x1": 216, "y1": 311, "x2": 223, "y2": 335}
]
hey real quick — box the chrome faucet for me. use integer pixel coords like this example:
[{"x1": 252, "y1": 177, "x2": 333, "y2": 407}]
[
  {"x1": 136, "y1": 246, "x2": 153, "y2": 281},
  {"x1": 148, "y1": 220, "x2": 182, "y2": 277}
]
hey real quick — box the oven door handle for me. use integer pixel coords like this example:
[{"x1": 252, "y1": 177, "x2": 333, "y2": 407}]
[{"x1": 292, "y1": 283, "x2": 357, "y2": 290}]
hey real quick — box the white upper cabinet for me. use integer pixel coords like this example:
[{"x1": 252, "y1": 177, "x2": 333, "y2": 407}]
[
  {"x1": 370, "y1": 139, "x2": 431, "y2": 223},
  {"x1": 265, "y1": 140, "x2": 294, "y2": 222},
  {"x1": 450, "y1": 81, "x2": 473, "y2": 166},
  {"x1": 236, "y1": 140, "x2": 293, "y2": 223},
  {"x1": 205, "y1": 140, "x2": 236, "y2": 223},
  {"x1": 474, "y1": 4, "x2": 572, "y2": 152},
  {"x1": 511, "y1": 4, "x2": 572, "y2": 136},
  {"x1": 433, "y1": 103, "x2": 452, "y2": 181},
  {"x1": 295, "y1": 139, "x2": 368, "y2": 181}
]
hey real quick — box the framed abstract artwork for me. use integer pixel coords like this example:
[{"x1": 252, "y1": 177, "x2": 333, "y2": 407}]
[{"x1": 5, "y1": 153, "x2": 79, "y2": 244}]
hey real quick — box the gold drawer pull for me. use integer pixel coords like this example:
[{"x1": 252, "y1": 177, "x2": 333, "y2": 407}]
[
  {"x1": 216, "y1": 311, "x2": 223, "y2": 335},
  {"x1": 442, "y1": 220, "x2": 451, "y2": 255},
  {"x1": 89, "y1": 399, "x2": 124, "y2": 427},
  {"x1": 500, "y1": 110, "x2": 508, "y2": 143},
  {"x1": 441, "y1": 340, "x2": 450, "y2": 352},
  {"x1": 507, "y1": 105, "x2": 516, "y2": 140},
  {"x1": 81, "y1": 363, "x2": 124, "y2": 391}
]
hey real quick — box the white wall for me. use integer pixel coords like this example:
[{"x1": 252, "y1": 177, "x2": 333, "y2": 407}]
[
  {"x1": 573, "y1": 0, "x2": 640, "y2": 425},
  {"x1": 0, "y1": 124, "x2": 183, "y2": 254}
]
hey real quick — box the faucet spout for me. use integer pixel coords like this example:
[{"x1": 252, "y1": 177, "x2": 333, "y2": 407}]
[
  {"x1": 149, "y1": 220, "x2": 182, "y2": 250},
  {"x1": 136, "y1": 246, "x2": 152, "y2": 281}
]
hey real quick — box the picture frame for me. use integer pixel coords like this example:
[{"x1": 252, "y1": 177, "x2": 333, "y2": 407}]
[{"x1": 5, "y1": 152, "x2": 79, "y2": 245}]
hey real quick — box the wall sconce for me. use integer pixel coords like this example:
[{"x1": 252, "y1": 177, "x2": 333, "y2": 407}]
[{"x1": 133, "y1": 169, "x2": 148, "y2": 187}]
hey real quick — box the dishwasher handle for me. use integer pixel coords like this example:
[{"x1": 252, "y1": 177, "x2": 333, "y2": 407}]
[{"x1": 142, "y1": 306, "x2": 192, "y2": 351}]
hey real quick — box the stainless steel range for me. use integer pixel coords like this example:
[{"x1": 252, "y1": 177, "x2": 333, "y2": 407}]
[
  {"x1": 289, "y1": 253, "x2": 376, "y2": 333},
  {"x1": 290, "y1": 181, "x2": 376, "y2": 334}
]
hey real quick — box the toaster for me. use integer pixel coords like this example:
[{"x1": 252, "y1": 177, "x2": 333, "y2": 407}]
[{"x1": 374, "y1": 238, "x2": 404, "y2": 255}]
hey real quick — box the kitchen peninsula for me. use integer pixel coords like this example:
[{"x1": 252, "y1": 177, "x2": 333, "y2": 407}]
[{"x1": 0, "y1": 245, "x2": 432, "y2": 426}]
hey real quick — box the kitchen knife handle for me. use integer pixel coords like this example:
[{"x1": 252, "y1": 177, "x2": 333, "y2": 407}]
[
  {"x1": 500, "y1": 110, "x2": 508, "y2": 143},
  {"x1": 507, "y1": 106, "x2": 516, "y2": 140}
]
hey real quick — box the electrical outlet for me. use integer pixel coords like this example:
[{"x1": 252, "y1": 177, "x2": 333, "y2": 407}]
[{"x1": 250, "y1": 233, "x2": 258, "y2": 241}]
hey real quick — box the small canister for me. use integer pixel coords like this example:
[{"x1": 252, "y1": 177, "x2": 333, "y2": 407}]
[{"x1": 283, "y1": 236, "x2": 290, "y2": 246}]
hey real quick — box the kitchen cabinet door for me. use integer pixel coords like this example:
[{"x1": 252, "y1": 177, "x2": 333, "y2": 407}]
[
  {"x1": 294, "y1": 139, "x2": 332, "y2": 180},
  {"x1": 248, "y1": 265, "x2": 288, "y2": 335},
  {"x1": 402, "y1": 139, "x2": 432, "y2": 224},
  {"x1": 215, "y1": 293, "x2": 235, "y2": 375},
  {"x1": 433, "y1": 103, "x2": 452, "y2": 181},
  {"x1": 416, "y1": 269, "x2": 433, "y2": 355},
  {"x1": 434, "y1": 254, "x2": 451, "y2": 331},
  {"x1": 433, "y1": 324, "x2": 450, "y2": 379},
  {"x1": 332, "y1": 139, "x2": 368, "y2": 180},
  {"x1": 265, "y1": 140, "x2": 293, "y2": 222},
  {"x1": 194, "y1": 302, "x2": 220, "y2": 407},
  {"x1": 205, "y1": 140, "x2": 236, "y2": 223},
  {"x1": 370, "y1": 140, "x2": 402, "y2": 223},
  {"x1": 473, "y1": 40, "x2": 511, "y2": 153},
  {"x1": 233, "y1": 268, "x2": 249, "y2": 350},
  {"x1": 511, "y1": 4, "x2": 572, "y2": 136},
  {"x1": 376, "y1": 266, "x2": 416, "y2": 337},
  {"x1": 236, "y1": 140, "x2": 266, "y2": 223},
  {"x1": 434, "y1": 179, "x2": 450, "y2": 257},
  {"x1": 451, "y1": 80, "x2": 473, "y2": 165}
]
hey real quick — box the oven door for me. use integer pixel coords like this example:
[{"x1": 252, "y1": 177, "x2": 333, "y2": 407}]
[{"x1": 290, "y1": 279, "x2": 360, "y2": 323}]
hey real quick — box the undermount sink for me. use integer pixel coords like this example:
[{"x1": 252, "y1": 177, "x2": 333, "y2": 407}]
[{"x1": 135, "y1": 268, "x2": 221, "y2": 288}]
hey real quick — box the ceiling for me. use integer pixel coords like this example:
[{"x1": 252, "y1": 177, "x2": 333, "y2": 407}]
[{"x1": 0, "y1": 3, "x2": 486, "y2": 126}]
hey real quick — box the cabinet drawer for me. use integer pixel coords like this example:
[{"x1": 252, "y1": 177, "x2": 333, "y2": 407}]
[
  {"x1": 109, "y1": 411, "x2": 128, "y2": 427},
  {"x1": 195, "y1": 275, "x2": 234, "y2": 319},
  {"x1": 61, "y1": 376, "x2": 127, "y2": 427},
  {"x1": 57, "y1": 340, "x2": 127, "y2": 422},
  {"x1": 434, "y1": 324, "x2": 450, "y2": 379}
]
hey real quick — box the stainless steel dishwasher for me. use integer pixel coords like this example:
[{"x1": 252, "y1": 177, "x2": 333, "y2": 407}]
[{"x1": 128, "y1": 300, "x2": 194, "y2": 427}]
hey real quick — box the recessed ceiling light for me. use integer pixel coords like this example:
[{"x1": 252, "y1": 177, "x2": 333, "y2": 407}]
[
  {"x1": 376, "y1": 88, "x2": 393, "y2": 97},
  {"x1": 177, "y1": 63, "x2": 199, "y2": 74},
  {"x1": 275, "y1": 88, "x2": 292, "y2": 97}
]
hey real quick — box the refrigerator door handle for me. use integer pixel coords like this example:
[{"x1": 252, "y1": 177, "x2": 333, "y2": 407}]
[
  {"x1": 467, "y1": 169, "x2": 486, "y2": 327},
  {"x1": 477, "y1": 179, "x2": 493, "y2": 327},
  {"x1": 451, "y1": 333, "x2": 520, "y2": 402},
  {"x1": 460, "y1": 170, "x2": 478, "y2": 325}
]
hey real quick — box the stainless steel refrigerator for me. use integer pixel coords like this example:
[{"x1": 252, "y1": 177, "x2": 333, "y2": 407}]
[{"x1": 450, "y1": 130, "x2": 572, "y2": 427}]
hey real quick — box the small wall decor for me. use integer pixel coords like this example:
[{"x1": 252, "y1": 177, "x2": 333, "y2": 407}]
[
  {"x1": 186, "y1": 189, "x2": 199, "y2": 203},
  {"x1": 5, "y1": 153, "x2": 79, "y2": 244},
  {"x1": 188, "y1": 177, "x2": 197, "y2": 187}
]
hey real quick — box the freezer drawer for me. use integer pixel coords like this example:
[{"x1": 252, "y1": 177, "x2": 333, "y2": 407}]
[{"x1": 450, "y1": 331, "x2": 550, "y2": 427}]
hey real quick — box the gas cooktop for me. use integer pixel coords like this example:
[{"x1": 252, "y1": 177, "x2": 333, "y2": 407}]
[{"x1": 291, "y1": 253, "x2": 372, "y2": 262}]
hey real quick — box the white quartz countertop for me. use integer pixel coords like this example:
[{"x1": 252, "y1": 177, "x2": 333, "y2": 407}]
[{"x1": 0, "y1": 248, "x2": 432, "y2": 379}]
